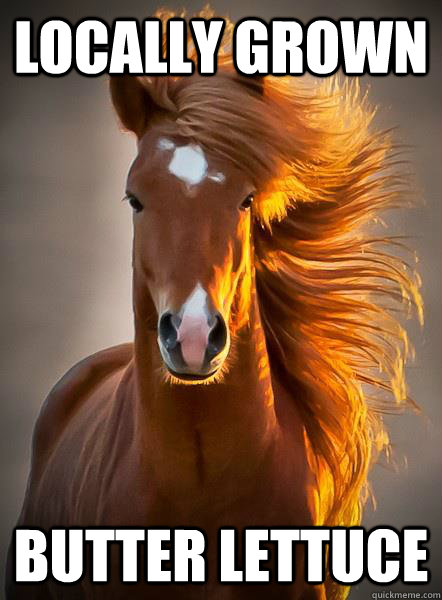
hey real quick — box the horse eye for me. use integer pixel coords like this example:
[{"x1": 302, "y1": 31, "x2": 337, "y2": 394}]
[
  {"x1": 126, "y1": 194, "x2": 144, "y2": 213},
  {"x1": 240, "y1": 194, "x2": 254, "y2": 211}
]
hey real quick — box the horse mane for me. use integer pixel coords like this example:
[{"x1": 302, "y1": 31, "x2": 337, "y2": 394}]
[{"x1": 123, "y1": 9, "x2": 423, "y2": 598}]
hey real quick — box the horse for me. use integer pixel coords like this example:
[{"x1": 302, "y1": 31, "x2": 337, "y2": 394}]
[{"x1": 6, "y1": 11, "x2": 422, "y2": 600}]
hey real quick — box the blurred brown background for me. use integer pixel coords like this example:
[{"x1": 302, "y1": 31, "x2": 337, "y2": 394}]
[{"x1": 0, "y1": 0, "x2": 440, "y2": 597}]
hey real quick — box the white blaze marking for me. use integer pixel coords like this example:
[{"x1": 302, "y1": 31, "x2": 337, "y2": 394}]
[
  {"x1": 177, "y1": 284, "x2": 210, "y2": 370},
  {"x1": 157, "y1": 138, "x2": 175, "y2": 151},
  {"x1": 169, "y1": 144, "x2": 208, "y2": 186},
  {"x1": 157, "y1": 138, "x2": 225, "y2": 188},
  {"x1": 180, "y1": 283, "x2": 209, "y2": 320},
  {"x1": 209, "y1": 171, "x2": 226, "y2": 183}
]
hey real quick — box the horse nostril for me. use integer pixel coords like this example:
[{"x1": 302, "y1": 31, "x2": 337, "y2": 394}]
[
  {"x1": 158, "y1": 311, "x2": 178, "y2": 351},
  {"x1": 207, "y1": 313, "x2": 228, "y2": 360}
]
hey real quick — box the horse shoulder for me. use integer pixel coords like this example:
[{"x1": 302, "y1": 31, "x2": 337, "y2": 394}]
[
  {"x1": 6, "y1": 344, "x2": 134, "y2": 599},
  {"x1": 31, "y1": 343, "x2": 133, "y2": 470}
]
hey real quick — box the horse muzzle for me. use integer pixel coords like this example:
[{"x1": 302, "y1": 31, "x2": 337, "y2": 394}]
[{"x1": 157, "y1": 290, "x2": 229, "y2": 381}]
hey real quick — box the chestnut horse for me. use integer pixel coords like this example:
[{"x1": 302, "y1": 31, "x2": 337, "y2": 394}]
[{"x1": 7, "y1": 15, "x2": 422, "y2": 600}]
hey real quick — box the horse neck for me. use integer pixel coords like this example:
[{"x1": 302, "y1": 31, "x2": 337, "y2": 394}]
[{"x1": 132, "y1": 291, "x2": 278, "y2": 495}]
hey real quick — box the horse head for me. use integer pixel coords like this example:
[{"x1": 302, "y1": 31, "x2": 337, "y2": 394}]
[{"x1": 111, "y1": 75, "x2": 257, "y2": 382}]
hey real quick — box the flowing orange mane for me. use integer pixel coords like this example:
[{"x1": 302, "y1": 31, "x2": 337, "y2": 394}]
[{"x1": 130, "y1": 9, "x2": 423, "y2": 598}]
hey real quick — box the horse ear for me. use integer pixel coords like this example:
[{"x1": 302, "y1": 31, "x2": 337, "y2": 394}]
[{"x1": 109, "y1": 75, "x2": 154, "y2": 138}]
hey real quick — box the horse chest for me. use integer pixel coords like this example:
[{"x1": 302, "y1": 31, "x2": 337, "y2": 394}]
[
  {"x1": 30, "y1": 392, "x2": 312, "y2": 535},
  {"x1": 101, "y1": 433, "x2": 312, "y2": 532}
]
